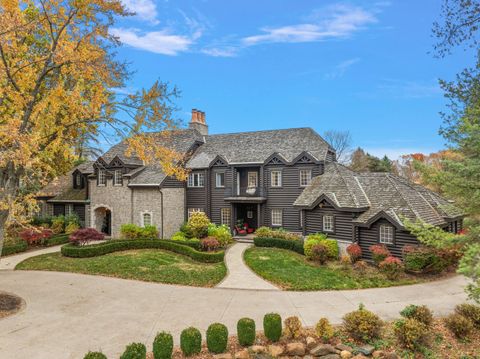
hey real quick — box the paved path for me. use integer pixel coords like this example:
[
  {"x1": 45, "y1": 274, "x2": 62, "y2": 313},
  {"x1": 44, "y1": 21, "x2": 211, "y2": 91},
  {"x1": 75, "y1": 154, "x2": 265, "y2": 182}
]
[
  {"x1": 0, "y1": 245, "x2": 64, "y2": 270},
  {"x1": 0, "y1": 269, "x2": 469, "y2": 359},
  {"x1": 216, "y1": 243, "x2": 278, "y2": 290}
]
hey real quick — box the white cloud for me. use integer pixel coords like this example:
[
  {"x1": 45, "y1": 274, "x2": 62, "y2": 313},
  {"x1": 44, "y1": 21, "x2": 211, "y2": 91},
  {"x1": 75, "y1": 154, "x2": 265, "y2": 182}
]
[
  {"x1": 111, "y1": 28, "x2": 195, "y2": 55},
  {"x1": 242, "y1": 4, "x2": 377, "y2": 46},
  {"x1": 201, "y1": 46, "x2": 239, "y2": 57},
  {"x1": 325, "y1": 57, "x2": 360, "y2": 79},
  {"x1": 121, "y1": 0, "x2": 158, "y2": 24}
]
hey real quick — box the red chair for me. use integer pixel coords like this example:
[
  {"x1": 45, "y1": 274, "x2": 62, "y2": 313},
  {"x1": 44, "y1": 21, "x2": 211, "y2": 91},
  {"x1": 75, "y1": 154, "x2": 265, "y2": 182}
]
[
  {"x1": 244, "y1": 223, "x2": 255, "y2": 234},
  {"x1": 235, "y1": 225, "x2": 247, "y2": 236}
]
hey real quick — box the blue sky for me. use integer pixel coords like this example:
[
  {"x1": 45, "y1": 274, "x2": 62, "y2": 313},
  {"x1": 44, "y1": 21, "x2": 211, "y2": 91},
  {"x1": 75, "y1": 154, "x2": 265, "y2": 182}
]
[{"x1": 110, "y1": 0, "x2": 473, "y2": 159}]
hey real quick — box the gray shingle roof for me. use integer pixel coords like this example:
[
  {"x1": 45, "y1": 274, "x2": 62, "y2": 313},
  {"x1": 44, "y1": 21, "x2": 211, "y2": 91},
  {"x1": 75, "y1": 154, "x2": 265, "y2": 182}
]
[
  {"x1": 294, "y1": 163, "x2": 464, "y2": 227},
  {"x1": 187, "y1": 127, "x2": 334, "y2": 168}
]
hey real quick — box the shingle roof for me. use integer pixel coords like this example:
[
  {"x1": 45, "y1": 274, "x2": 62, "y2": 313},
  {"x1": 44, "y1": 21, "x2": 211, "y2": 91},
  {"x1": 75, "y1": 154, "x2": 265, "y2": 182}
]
[
  {"x1": 294, "y1": 163, "x2": 464, "y2": 227},
  {"x1": 187, "y1": 127, "x2": 334, "y2": 168}
]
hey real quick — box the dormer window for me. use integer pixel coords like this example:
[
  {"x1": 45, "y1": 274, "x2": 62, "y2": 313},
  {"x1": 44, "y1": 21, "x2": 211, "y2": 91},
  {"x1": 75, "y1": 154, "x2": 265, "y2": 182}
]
[
  {"x1": 75, "y1": 174, "x2": 82, "y2": 187},
  {"x1": 379, "y1": 224, "x2": 394, "y2": 244},
  {"x1": 98, "y1": 169, "x2": 106, "y2": 186},
  {"x1": 113, "y1": 169, "x2": 123, "y2": 186}
]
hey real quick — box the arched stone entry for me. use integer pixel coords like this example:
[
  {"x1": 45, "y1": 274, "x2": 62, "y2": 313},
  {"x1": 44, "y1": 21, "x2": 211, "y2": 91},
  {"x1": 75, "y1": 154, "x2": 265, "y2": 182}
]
[{"x1": 93, "y1": 206, "x2": 111, "y2": 236}]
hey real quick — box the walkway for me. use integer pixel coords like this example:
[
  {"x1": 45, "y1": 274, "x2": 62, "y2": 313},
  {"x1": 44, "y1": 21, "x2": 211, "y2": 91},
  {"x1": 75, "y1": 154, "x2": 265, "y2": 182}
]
[
  {"x1": 0, "y1": 245, "x2": 63, "y2": 270},
  {"x1": 216, "y1": 243, "x2": 278, "y2": 290}
]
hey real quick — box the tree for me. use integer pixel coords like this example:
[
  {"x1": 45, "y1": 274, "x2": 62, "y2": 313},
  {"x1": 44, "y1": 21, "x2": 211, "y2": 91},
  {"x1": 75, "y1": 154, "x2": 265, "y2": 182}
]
[
  {"x1": 323, "y1": 130, "x2": 352, "y2": 163},
  {"x1": 348, "y1": 147, "x2": 393, "y2": 173},
  {"x1": 0, "y1": 0, "x2": 187, "y2": 255}
]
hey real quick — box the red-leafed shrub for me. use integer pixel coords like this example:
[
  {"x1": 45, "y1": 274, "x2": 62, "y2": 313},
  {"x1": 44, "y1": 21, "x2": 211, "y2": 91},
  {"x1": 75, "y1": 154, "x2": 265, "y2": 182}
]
[
  {"x1": 69, "y1": 228, "x2": 104, "y2": 246},
  {"x1": 369, "y1": 244, "x2": 391, "y2": 265},
  {"x1": 379, "y1": 256, "x2": 404, "y2": 279},
  {"x1": 346, "y1": 243, "x2": 362, "y2": 263},
  {"x1": 311, "y1": 243, "x2": 329, "y2": 264},
  {"x1": 201, "y1": 237, "x2": 220, "y2": 252},
  {"x1": 19, "y1": 227, "x2": 53, "y2": 245}
]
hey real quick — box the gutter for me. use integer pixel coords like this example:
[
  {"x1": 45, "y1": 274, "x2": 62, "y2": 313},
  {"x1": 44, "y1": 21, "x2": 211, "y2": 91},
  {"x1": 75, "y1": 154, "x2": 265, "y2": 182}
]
[{"x1": 159, "y1": 186, "x2": 164, "y2": 239}]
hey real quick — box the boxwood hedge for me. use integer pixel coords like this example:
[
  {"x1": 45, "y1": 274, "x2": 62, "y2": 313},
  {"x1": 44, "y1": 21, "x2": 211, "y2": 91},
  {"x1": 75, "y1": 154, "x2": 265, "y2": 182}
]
[
  {"x1": 43, "y1": 233, "x2": 70, "y2": 247},
  {"x1": 1, "y1": 241, "x2": 28, "y2": 256},
  {"x1": 254, "y1": 237, "x2": 304, "y2": 255},
  {"x1": 60, "y1": 239, "x2": 224, "y2": 263}
]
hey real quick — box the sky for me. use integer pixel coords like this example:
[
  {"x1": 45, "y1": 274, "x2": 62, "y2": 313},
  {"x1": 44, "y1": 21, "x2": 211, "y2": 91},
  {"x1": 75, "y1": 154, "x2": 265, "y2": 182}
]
[{"x1": 109, "y1": 0, "x2": 474, "y2": 159}]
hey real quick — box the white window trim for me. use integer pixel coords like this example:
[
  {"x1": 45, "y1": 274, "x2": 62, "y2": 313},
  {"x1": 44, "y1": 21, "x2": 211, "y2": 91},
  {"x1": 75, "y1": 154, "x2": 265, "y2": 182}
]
[
  {"x1": 247, "y1": 172, "x2": 258, "y2": 188},
  {"x1": 379, "y1": 224, "x2": 394, "y2": 244},
  {"x1": 271, "y1": 170, "x2": 282, "y2": 187},
  {"x1": 215, "y1": 172, "x2": 225, "y2": 188},
  {"x1": 188, "y1": 173, "x2": 205, "y2": 188},
  {"x1": 66, "y1": 204, "x2": 74, "y2": 216},
  {"x1": 299, "y1": 169, "x2": 312, "y2": 187},
  {"x1": 323, "y1": 215, "x2": 334, "y2": 232},
  {"x1": 188, "y1": 208, "x2": 204, "y2": 219},
  {"x1": 75, "y1": 174, "x2": 81, "y2": 187},
  {"x1": 113, "y1": 169, "x2": 123, "y2": 186},
  {"x1": 271, "y1": 209, "x2": 283, "y2": 226},
  {"x1": 141, "y1": 211, "x2": 153, "y2": 227},
  {"x1": 98, "y1": 169, "x2": 106, "y2": 186},
  {"x1": 221, "y1": 208, "x2": 231, "y2": 226}
]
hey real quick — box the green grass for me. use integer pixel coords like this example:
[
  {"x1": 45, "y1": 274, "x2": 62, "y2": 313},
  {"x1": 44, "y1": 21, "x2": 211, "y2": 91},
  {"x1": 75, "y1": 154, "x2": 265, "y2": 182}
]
[
  {"x1": 16, "y1": 249, "x2": 227, "y2": 287},
  {"x1": 244, "y1": 247, "x2": 424, "y2": 291}
]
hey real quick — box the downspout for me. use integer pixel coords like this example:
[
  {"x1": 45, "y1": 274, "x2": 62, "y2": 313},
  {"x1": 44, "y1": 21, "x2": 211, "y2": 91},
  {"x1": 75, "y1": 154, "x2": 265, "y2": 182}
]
[{"x1": 158, "y1": 186, "x2": 164, "y2": 239}]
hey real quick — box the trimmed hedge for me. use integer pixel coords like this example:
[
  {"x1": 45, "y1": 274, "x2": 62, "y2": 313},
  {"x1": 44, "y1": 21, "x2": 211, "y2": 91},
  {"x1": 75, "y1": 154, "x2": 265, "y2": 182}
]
[
  {"x1": 180, "y1": 327, "x2": 202, "y2": 356},
  {"x1": 206, "y1": 323, "x2": 228, "y2": 354},
  {"x1": 83, "y1": 352, "x2": 107, "y2": 359},
  {"x1": 60, "y1": 239, "x2": 224, "y2": 263},
  {"x1": 254, "y1": 237, "x2": 304, "y2": 255},
  {"x1": 237, "y1": 318, "x2": 256, "y2": 347},
  {"x1": 120, "y1": 342, "x2": 146, "y2": 359},
  {"x1": 263, "y1": 313, "x2": 282, "y2": 342},
  {"x1": 44, "y1": 233, "x2": 69, "y2": 247},
  {"x1": 1, "y1": 241, "x2": 28, "y2": 256},
  {"x1": 153, "y1": 331, "x2": 174, "y2": 359}
]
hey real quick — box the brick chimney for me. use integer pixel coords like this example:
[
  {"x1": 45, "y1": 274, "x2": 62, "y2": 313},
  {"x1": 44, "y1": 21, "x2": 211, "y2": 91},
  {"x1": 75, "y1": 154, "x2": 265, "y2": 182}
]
[{"x1": 189, "y1": 108, "x2": 208, "y2": 136}]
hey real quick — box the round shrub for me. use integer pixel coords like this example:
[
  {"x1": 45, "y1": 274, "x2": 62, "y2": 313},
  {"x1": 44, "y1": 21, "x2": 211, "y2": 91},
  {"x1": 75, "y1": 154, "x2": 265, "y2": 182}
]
[
  {"x1": 393, "y1": 318, "x2": 430, "y2": 350},
  {"x1": 206, "y1": 323, "x2": 229, "y2": 354},
  {"x1": 315, "y1": 318, "x2": 334, "y2": 341},
  {"x1": 180, "y1": 327, "x2": 202, "y2": 356},
  {"x1": 283, "y1": 316, "x2": 302, "y2": 339},
  {"x1": 379, "y1": 256, "x2": 404, "y2": 280},
  {"x1": 69, "y1": 228, "x2": 105, "y2": 246},
  {"x1": 188, "y1": 212, "x2": 210, "y2": 238},
  {"x1": 346, "y1": 243, "x2": 362, "y2": 263},
  {"x1": 400, "y1": 305, "x2": 433, "y2": 327},
  {"x1": 311, "y1": 244, "x2": 329, "y2": 264},
  {"x1": 369, "y1": 244, "x2": 391, "y2": 265},
  {"x1": 120, "y1": 342, "x2": 146, "y2": 359},
  {"x1": 83, "y1": 352, "x2": 107, "y2": 359},
  {"x1": 455, "y1": 303, "x2": 480, "y2": 328},
  {"x1": 237, "y1": 318, "x2": 256, "y2": 347},
  {"x1": 444, "y1": 313, "x2": 474, "y2": 338},
  {"x1": 342, "y1": 304, "x2": 382, "y2": 342},
  {"x1": 153, "y1": 331, "x2": 173, "y2": 359},
  {"x1": 263, "y1": 313, "x2": 282, "y2": 342},
  {"x1": 304, "y1": 234, "x2": 338, "y2": 259}
]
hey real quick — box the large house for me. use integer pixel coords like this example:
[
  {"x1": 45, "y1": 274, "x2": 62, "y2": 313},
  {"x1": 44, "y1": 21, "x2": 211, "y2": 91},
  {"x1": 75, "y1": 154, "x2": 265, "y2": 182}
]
[{"x1": 38, "y1": 109, "x2": 464, "y2": 256}]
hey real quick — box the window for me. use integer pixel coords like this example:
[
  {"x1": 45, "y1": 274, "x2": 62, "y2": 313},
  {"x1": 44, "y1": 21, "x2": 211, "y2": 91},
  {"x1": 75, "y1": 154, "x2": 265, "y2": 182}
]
[
  {"x1": 98, "y1": 169, "x2": 106, "y2": 186},
  {"x1": 247, "y1": 211, "x2": 253, "y2": 219},
  {"x1": 299, "y1": 169, "x2": 312, "y2": 187},
  {"x1": 215, "y1": 172, "x2": 225, "y2": 188},
  {"x1": 142, "y1": 212, "x2": 152, "y2": 227},
  {"x1": 379, "y1": 224, "x2": 394, "y2": 244},
  {"x1": 271, "y1": 209, "x2": 283, "y2": 226},
  {"x1": 247, "y1": 172, "x2": 258, "y2": 188},
  {"x1": 113, "y1": 169, "x2": 122, "y2": 186},
  {"x1": 75, "y1": 174, "x2": 81, "y2": 187},
  {"x1": 65, "y1": 204, "x2": 73, "y2": 216},
  {"x1": 271, "y1": 171, "x2": 282, "y2": 187},
  {"x1": 188, "y1": 173, "x2": 204, "y2": 187},
  {"x1": 221, "y1": 208, "x2": 231, "y2": 226},
  {"x1": 188, "y1": 208, "x2": 204, "y2": 219},
  {"x1": 323, "y1": 215, "x2": 334, "y2": 232}
]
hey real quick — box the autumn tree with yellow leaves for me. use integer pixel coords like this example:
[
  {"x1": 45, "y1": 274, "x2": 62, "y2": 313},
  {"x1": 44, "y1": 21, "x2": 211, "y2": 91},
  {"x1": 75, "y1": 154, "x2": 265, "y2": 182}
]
[{"x1": 0, "y1": 0, "x2": 188, "y2": 253}]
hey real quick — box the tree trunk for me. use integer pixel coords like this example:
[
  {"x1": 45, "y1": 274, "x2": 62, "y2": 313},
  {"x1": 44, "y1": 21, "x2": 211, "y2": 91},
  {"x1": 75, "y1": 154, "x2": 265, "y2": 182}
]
[
  {"x1": 0, "y1": 161, "x2": 19, "y2": 262},
  {"x1": 0, "y1": 209, "x2": 9, "y2": 262}
]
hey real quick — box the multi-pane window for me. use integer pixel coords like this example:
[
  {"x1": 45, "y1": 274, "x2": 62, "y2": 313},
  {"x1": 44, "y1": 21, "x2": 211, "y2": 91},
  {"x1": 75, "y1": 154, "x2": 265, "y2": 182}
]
[
  {"x1": 113, "y1": 169, "x2": 123, "y2": 186},
  {"x1": 271, "y1": 209, "x2": 283, "y2": 226},
  {"x1": 75, "y1": 174, "x2": 82, "y2": 187},
  {"x1": 188, "y1": 208, "x2": 204, "y2": 219},
  {"x1": 188, "y1": 173, "x2": 205, "y2": 187},
  {"x1": 299, "y1": 169, "x2": 312, "y2": 187},
  {"x1": 142, "y1": 212, "x2": 152, "y2": 227},
  {"x1": 271, "y1": 171, "x2": 282, "y2": 187},
  {"x1": 247, "y1": 172, "x2": 258, "y2": 188},
  {"x1": 216, "y1": 172, "x2": 225, "y2": 188},
  {"x1": 379, "y1": 225, "x2": 394, "y2": 244},
  {"x1": 221, "y1": 208, "x2": 231, "y2": 226},
  {"x1": 66, "y1": 204, "x2": 73, "y2": 216},
  {"x1": 98, "y1": 169, "x2": 106, "y2": 186},
  {"x1": 323, "y1": 215, "x2": 334, "y2": 232}
]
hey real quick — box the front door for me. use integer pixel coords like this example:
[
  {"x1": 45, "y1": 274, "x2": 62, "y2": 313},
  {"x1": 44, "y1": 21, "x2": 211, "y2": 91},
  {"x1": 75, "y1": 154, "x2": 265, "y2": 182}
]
[{"x1": 236, "y1": 204, "x2": 257, "y2": 230}]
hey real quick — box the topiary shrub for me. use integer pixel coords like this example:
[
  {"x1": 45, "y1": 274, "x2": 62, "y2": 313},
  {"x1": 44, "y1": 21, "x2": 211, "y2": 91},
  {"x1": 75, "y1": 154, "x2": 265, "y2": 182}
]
[
  {"x1": 369, "y1": 244, "x2": 391, "y2": 265},
  {"x1": 400, "y1": 305, "x2": 433, "y2": 327},
  {"x1": 237, "y1": 318, "x2": 256, "y2": 347},
  {"x1": 283, "y1": 316, "x2": 302, "y2": 339},
  {"x1": 180, "y1": 327, "x2": 202, "y2": 356},
  {"x1": 342, "y1": 304, "x2": 382, "y2": 342},
  {"x1": 153, "y1": 331, "x2": 173, "y2": 359},
  {"x1": 263, "y1": 313, "x2": 282, "y2": 342},
  {"x1": 315, "y1": 318, "x2": 334, "y2": 341},
  {"x1": 393, "y1": 318, "x2": 430, "y2": 350},
  {"x1": 379, "y1": 256, "x2": 404, "y2": 280},
  {"x1": 206, "y1": 323, "x2": 229, "y2": 354},
  {"x1": 346, "y1": 243, "x2": 362, "y2": 263},
  {"x1": 311, "y1": 244, "x2": 329, "y2": 264},
  {"x1": 188, "y1": 212, "x2": 210, "y2": 238},
  {"x1": 455, "y1": 303, "x2": 480, "y2": 328},
  {"x1": 444, "y1": 313, "x2": 474, "y2": 338},
  {"x1": 120, "y1": 342, "x2": 146, "y2": 359},
  {"x1": 69, "y1": 228, "x2": 105, "y2": 246},
  {"x1": 83, "y1": 352, "x2": 107, "y2": 359}
]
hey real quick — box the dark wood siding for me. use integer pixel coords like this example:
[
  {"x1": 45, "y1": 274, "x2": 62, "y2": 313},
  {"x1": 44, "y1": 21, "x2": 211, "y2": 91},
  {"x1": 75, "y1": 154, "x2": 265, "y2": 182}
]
[
  {"x1": 186, "y1": 169, "x2": 208, "y2": 218},
  {"x1": 53, "y1": 204, "x2": 65, "y2": 216},
  {"x1": 210, "y1": 167, "x2": 232, "y2": 225},
  {"x1": 357, "y1": 218, "x2": 420, "y2": 260},
  {"x1": 304, "y1": 201, "x2": 354, "y2": 242},
  {"x1": 73, "y1": 205, "x2": 86, "y2": 226},
  {"x1": 162, "y1": 177, "x2": 185, "y2": 188}
]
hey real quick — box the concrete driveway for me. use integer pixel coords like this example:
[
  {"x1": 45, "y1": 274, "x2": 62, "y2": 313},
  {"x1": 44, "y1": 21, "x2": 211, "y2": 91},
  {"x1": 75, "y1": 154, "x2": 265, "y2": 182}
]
[{"x1": 0, "y1": 269, "x2": 469, "y2": 359}]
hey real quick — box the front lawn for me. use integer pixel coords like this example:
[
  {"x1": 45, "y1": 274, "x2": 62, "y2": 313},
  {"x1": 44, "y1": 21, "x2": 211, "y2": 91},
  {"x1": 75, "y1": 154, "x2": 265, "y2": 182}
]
[
  {"x1": 244, "y1": 247, "x2": 425, "y2": 290},
  {"x1": 16, "y1": 249, "x2": 227, "y2": 287}
]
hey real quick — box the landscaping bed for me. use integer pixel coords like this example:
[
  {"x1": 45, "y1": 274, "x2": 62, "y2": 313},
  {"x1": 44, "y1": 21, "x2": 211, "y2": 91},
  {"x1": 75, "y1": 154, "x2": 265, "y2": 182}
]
[
  {"x1": 0, "y1": 292, "x2": 23, "y2": 319},
  {"x1": 16, "y1": 249, "x2": 227, "y2": 287}
]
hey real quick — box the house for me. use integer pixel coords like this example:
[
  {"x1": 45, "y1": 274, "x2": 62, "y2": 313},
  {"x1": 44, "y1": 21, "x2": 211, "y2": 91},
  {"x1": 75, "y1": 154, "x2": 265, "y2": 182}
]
[{"x1": 37, "y1": 109, "x2": 464, "y2": 257}]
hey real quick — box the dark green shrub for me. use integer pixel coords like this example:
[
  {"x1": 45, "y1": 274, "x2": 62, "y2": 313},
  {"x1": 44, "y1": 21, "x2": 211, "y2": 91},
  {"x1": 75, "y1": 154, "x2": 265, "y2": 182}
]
[
  {"x1": 342, "y1": 304, "x2": 382, "y2": 342},
  {"x1": 393, "y1": 318, "x2": 430, "y2": 350},
  {"x1": 400, "y1": 305, "x2": 433, "y2": 327},
  {"x1": 206, "y1": 323, "x2": 228, "y2": 354},
  {"x1": 153, "y1": 331, "x2": 173, "y2": 359},
  {"x1": 455, "y1": 303, "x2": 480, "y2": 328},
  {"x1": 402, "y1": 246, "x2": 448, "y2": 274},
  {"x1": 263, "y1": 313, "x2": 282, "y2": 342},
  {"x1": 237, "y1": 318, "x2": 256, "y2": 347},
  {"x1": 444, "y1": 313, "x2": 474, "y2": 338},
  {"x1": 180, "y1": 222, "x2": 194, "y2": 238},
  {"x1": 180, "y1": 327, "x2": 202, "y2": 356},
  {"x1": 120, "y1": 343, "x2": 146, "y2": 359},
  {"x1": 254, "y1": 237, "x2": 304, "y2": 255},
  {"x1": 43, "y1": 233, "x2": 69, "y2": 247},
  {"x1": 83, "y1": 352, "x2": 107, "y2": 359},
  {"x1": 1, "y1": 240, "x2": 27, "y2": 256}
]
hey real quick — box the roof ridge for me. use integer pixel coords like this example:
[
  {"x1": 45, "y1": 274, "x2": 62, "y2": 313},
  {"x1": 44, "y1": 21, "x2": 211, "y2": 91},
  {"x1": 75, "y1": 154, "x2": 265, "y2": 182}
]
[
  {"x1": 206, "y1": 127, "x2": 313, "y2": 137},
  {"x1": 354, "y1": 175, "x2": 371, "y2": 206},
  {"x1": 386, "y1": 174, "x2": 422, "y2": 220},
  {"x1": 334, "y1": 163, "x2": 361, "y2": 207}
]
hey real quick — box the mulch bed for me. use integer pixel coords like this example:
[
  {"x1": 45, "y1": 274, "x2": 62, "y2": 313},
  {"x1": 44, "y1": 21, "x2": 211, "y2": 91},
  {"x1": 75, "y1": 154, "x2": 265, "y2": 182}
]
[{"x1": 0, "y1": 292, "x2": 23, "y2": 319}]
